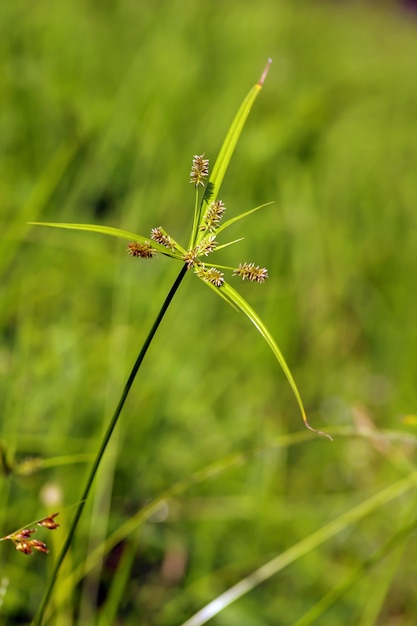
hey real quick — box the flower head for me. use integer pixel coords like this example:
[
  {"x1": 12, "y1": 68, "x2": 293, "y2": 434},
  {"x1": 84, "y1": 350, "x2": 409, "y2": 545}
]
[
  {"x1": 196, "y1": 234, "x2": 218, "y2": 257},
  {"x1": 6, "y1": 528, "x2": 49, "y2": 556},
  {"x1": 200, "y1": 200, "x2": 226, "y2": 232},
  {"x1": 190, "y1": 154, "x2": 209, "y2": 187},
  {"x1": 194, "y1": 264, "x2": 224, "y2": 287},
  {"x1": 150, "y1": 227, "x2": 175, "y2": 250},
  {"x1": 233, "y1": 262, "x2": 269, "y2": 283},
  {"x1": 2, "y1": 512, "x2": 60, "y2": 557},
  {"x1": 127, "y1": 241, "x2": 156, "y2": 258},
  {"x1": 38, "y1": 513, "x2": 60, "y2": 530}
]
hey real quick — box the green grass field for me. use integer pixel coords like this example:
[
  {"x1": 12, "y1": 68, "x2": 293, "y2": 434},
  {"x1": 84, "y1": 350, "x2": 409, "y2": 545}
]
[{"x1": 1, "y1": 1, "x2": 417, "y2": 624}]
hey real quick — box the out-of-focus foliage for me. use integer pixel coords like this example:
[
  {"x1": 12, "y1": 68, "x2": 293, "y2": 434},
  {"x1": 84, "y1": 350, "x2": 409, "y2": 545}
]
[{"x1": 1, "y1": 1, "x2": 417, "y2": 624}]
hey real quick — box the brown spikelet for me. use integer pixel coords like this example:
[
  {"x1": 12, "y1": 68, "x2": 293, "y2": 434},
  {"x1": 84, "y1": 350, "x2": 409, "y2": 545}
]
[
  {"x1": 38, "y1": 513, "x2": 60, "y2": 530},
  {"x1": 127, "y1": 241, "x2": 156, "y2": 258},
  {"x1": 30, "y1": 540, "x2": 49, "y2": 554},
  {"x1": 4, "y1": 526, "x2": 51, "y2": 556}
]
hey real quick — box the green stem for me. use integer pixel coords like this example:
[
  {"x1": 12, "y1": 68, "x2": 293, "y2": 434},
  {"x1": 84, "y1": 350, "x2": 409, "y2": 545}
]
[
  {"x1": 33, "y1": 264, "x2": 188, "y2": 626},
  {"x1": 188, "y1": 187, "x2": 201, "y2": 250}
]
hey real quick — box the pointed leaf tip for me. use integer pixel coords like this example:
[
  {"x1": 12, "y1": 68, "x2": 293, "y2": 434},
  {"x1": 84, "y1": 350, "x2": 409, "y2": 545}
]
[{"x1": 258, "y1": 58, "x2": 272, "y2": 87}]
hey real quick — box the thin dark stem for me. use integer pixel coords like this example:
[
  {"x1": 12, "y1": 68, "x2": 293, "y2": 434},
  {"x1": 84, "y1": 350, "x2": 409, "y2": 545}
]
[{"x1": 33, "y1": 264, "x2": 188, "y2": 626}]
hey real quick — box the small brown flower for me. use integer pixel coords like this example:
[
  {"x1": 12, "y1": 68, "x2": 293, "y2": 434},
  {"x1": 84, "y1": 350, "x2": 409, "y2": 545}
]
[
  {"x1": 3, "y1": 512, "x2": 61, "y2": 557},
  {"x1": 38, "y1": 513, "x2": 60, "y2": 530},
  {"x1": 8, "y1": 527, "x2": 50, "y2": 555},
  {"x1": 31, "y1": 540, "x2": 49, "y2": 554},
  {"x1": 15, "y1": 541, "x2": 33, "y2": 555},
  {"x1": 14, "y1": 538, "x2": 49, "y2": 555},
  {"x1": 127, "y1": 241, "x2": 156, "y2": 258},
  {"x1": 190, "y1": 154, "x2": 209, "y2": 187},
  {"x1": 14, "y1": 529, "x2": 36, "y2": 540}
]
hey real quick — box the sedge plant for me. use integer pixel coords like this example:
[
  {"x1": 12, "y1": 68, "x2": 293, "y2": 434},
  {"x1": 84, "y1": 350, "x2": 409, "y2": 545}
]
[{"x1": 29, "y1": 59, "x2": 330, "y2": 625}]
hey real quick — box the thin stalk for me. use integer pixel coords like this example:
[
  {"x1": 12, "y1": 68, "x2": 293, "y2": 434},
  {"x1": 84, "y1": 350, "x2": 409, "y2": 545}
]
[
  {"x1": 188, "y1": 188, "x2": 201, "y2": 250},
  {"x1": 33, "y1": 264, "x2": 188, "y2": 626}
]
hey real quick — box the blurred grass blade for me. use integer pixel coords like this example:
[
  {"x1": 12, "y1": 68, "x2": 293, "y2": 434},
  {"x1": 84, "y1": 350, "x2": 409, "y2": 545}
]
[
  {"x1": 1, "y1": 137, "x2": 79, "y2": 276},
  {"x1": 180, "y1": 467, "x2": 417, "y2": 626},
  {"x1": 44, "y1": 431, "x2": 315, "y2": 620},
  {"x1": 294, "y1": 514, "x2": 415, "y2": 626},
  {"x1": 96, "y1": 539, "x2": 137, "y2": 626},
  {"x1": 42, "y1": 428, "x2": 417, "y2": 620},
  {"x1": 219, "y1": 281, "x2": 330, "y2": 437}
]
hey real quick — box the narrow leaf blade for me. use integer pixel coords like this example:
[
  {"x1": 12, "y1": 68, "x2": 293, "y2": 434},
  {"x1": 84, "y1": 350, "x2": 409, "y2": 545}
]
[
  {"x1": 216, "y1": 202, "x2": 273, "y2": 236},
  {"x1": 210, "y1": 280, "x2": 331, "y2": 438},
  {"x1": 191, "y1": 60, "x2": 272, "y2": 248}
]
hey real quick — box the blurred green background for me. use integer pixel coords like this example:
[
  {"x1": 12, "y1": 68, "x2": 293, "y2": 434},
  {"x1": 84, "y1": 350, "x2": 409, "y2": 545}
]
[{"x1": 1, "y1": 0, "x2": 417, "y2": 624}]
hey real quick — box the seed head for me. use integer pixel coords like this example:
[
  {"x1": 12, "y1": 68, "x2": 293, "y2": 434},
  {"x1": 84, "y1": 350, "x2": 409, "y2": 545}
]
[
  {"x1": 200, "y1": 200, "x2": 226, "y2": 232},
  {"x1": 233, "y1": 262, "x2": 269, "y2": 283},
  {"x1": 14, "y1": 529, "x2": 35, "y2": 540},
  {"x1": 194, "y1": 264, "x2": 224, "y2": 287},
  {"x1": 127, "y1": 241, "x2": 156, "y2": 258},
  {"x1": 6, "y1": 528, "x2": 49, "y2": 556},
  {"x1": 30, "y1": 540, "x2": 49, "y2": 554},
  {"x1": 183, "y1": 248, "x2": 198, "y2": 269},
  {"x1": 15, "y1": 541, "x2": 33, "y2": 555},
  {"x1": 196, "y1": 234, "x2": 218, "y2": 256},
  {"x1": 38, "y1": 513, "x2": 60, "y2": 530},
  {"x1": 190, "y1": 154, "x2": 209, "y2": 187},
  {"x1": 150, "y1": 227, "x2": 175, "y2": 250}
]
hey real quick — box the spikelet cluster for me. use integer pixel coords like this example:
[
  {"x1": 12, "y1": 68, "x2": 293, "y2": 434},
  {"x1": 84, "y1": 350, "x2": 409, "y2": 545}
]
[
  {"x1": 150, "y1": 227, "x2": 175, "y2": 250},
  {"x1": 194, "y1": 265, "x2": 225, "y2": 287},
  {"x1": 200, "y1": 200, "x2": 226, "y2": 232},
  {"x1": 127, "y1": 153, "x2": 269, "y2": 290},
  {"x1": 183, "y1": 249, "x2": 198, "y2": 269},
  {"x1": 127, "y1": 241, "x2": 156, "y2": 258},
  {"x1": 190, "y1": 154, "x2": 209, "y2": 187},
  {"x1": 183, "y1": 235, "x2": 218, "y2": 268},
  {"x1": 196, "y1": 234, "x2": 218, "y2": 256},
  {"x1": 3, "y1": 513, "x2": 60, "y2": 556},
  {"x1": 233, "y1": 262, "x2": 268, "y2": 283}
]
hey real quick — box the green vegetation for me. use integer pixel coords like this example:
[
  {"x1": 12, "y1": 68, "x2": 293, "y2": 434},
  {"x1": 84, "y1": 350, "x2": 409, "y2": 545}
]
[{"x1": 1, "y1": 1, "x2": 417, "y2": 624}]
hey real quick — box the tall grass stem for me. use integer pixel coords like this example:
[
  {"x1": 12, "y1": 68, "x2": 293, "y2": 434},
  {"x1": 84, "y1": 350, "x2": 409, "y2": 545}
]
[{"x1": 33, "y1": 264, "x2": 188, "y2": 626}]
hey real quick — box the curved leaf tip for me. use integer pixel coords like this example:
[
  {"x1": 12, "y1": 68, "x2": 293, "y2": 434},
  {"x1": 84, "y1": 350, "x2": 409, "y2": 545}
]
[
  {"x1": 304, "y1": 417, "x2": 333, "y2": 442},
  {"x1": 258, "y1": 58, "x2": 272, "y2": 87}
]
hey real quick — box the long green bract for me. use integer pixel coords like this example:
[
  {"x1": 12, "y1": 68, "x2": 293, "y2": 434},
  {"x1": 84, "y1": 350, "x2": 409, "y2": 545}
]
[
  {"x1": 216, "y1": 202, "x2": 273, "y2": 236},
  {"x1": 28, "y1": 222, "x2": 182, "y2": 259},
  {"x1": 191, "y1": 61, "x2": 271, "y2": 248},
  {"x1": 202, "y1": 280, "x2": 331, "y2": 438}
]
